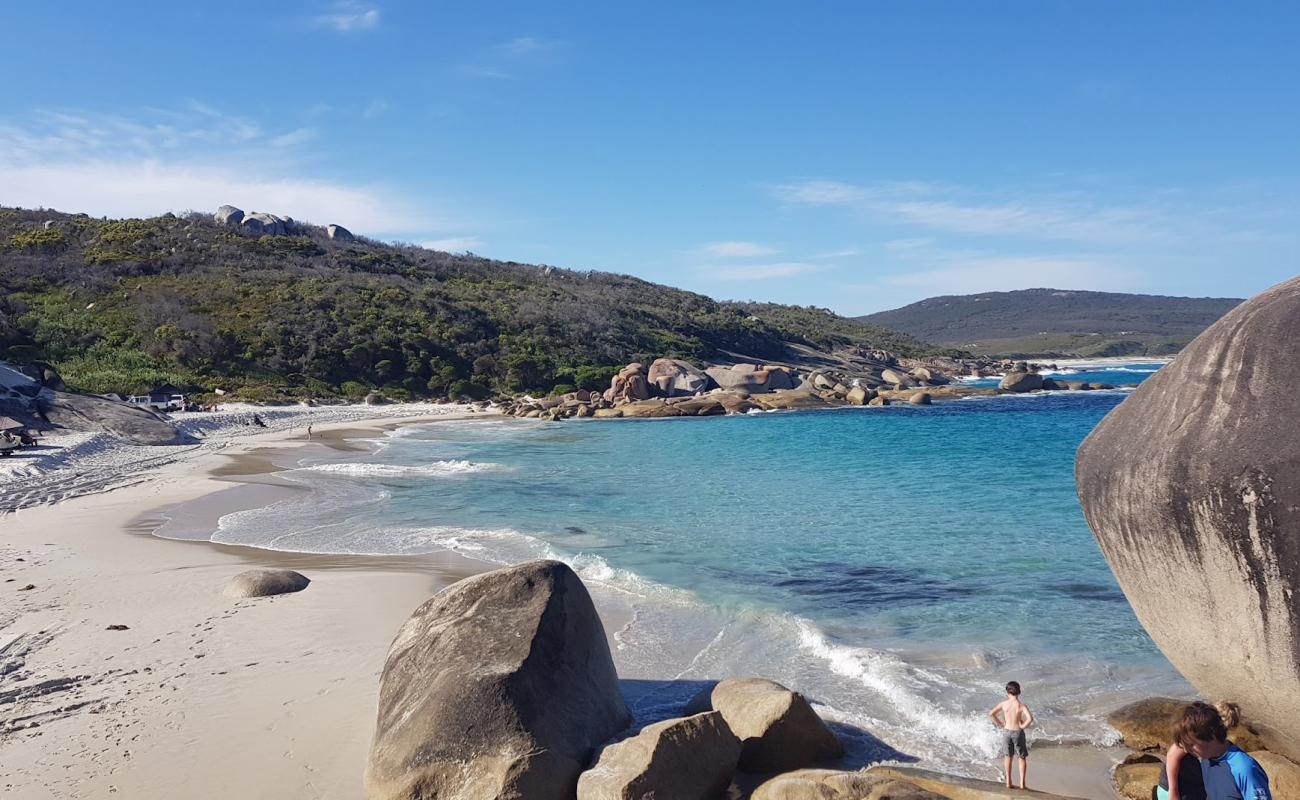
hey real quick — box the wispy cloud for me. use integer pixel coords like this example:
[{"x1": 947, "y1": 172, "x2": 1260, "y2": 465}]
[
  {"x1": 771, "y1": 179, "x2": 1172, "y2": 246},
  {"x1": 700, "y1": 241, "x2": 778, "y2": 258},
  {"x1": 460, "y1": 35, "x2": 566, "y2": 80},
  {"x1": 312, "y1": 2, "x2": 380, "y2": 33},
  {"x1": 0, "y1": 105, "x2": 447, "y2": 238},
  {"x1": 713, "y1": 261, "x2": 824, "y2": 280}
]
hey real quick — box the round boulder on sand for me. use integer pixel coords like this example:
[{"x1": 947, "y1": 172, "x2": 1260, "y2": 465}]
[
  {"x1": 686, "y1": 678, "x2": 842, "y2": 773},
  {"x1": 224, "y1": 569, "x2": 310, "y2": 598},
  {"x1": 1112, "y1": 753, "x2": 1163, "y2": 800},
  {"x1": 752, "y1": 769, "x2": 942, "y2": 800},
  {"x1": 365, "y1": 560, "x2": 630, "y2": 800},
  {"x1": 1076, "y1": 276, "x2": 1300, "y2": 761},
  {"x1": 577, "y1": 712, "x2": 740, "y2": 800}
]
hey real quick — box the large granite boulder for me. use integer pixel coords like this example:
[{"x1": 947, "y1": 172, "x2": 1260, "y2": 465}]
[
  {"x1": 908, "y1": 392, "x2": 933, "y2": 406},
  {"x1": 705, "y1": 364, "x2": 794, "y2": 394},
  {"x1": 214, "y1": 204, "x2": 244, "y2": 226},
  {"x1": 845, "y1": 386, "x2": 872, "y2": 406},
  {"x1": 647, "y1": 358, "x2": 713, "y2": 397},
  {"x1": 1075, "y1": 276, "x2": 1300, "y2": 761},
  {"x1": 881, "y1": 368, "x2": 917, "y2": 389},
  {"x1": 752, "y1": 769, "x2": 942, "y2": 800},
  {"x1": 327, "y1": 223, "x2": 354, "y2": 241},
  {"x1": 241, "y1": 211, "x2": 293, "y2": 236},
  {"x1": 39, "y1": 392, "x2": 185, "y2": 445},
  {"x1": 685, "y1": 678, "x2": 842, "y2": 772},
  {"x1": 365, "y1": 560, "x2": 631, "y2": 800},
  {"x1": 750, "y1": 390, "x2": 831, "y2": 412},
  {"x1": 576, "y1": 712, "x2": 740, "y2": 800},
  {"x1": 224, "y1": 569, "x2": 310, "y2": 598},
  {"x1": 999, "y1": 372, "x2": 1043, "y2": 393}
]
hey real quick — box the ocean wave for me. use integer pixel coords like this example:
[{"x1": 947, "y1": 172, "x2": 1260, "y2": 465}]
[
  {"x1": 303, "y1": 459, "x2": 506, "y2": 477},
  {"x1": 794, "y1": 619, "x2": 1005, "y2": 757}
]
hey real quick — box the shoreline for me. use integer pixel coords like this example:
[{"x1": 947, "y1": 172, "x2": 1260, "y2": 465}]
[{"x1": 2, "y1": 407, "x2": 1143, "y2": 799}]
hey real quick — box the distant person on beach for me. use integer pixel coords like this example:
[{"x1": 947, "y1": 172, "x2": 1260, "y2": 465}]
[
  {"x1": 989, "y1": 680, "x2": 1034, "y2": 789},
  {"x1": 1174, "y1": 701, "x2": 1270, "y2": 800},
  {"x1": 306, "y1": 424, "x2": 313, "y2": 440}
]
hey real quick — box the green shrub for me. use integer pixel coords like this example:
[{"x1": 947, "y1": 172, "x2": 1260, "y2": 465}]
[
  {"x1": 339, "y1": 380, "x2": 370, "y2": 399},
  {"x1": 7, "y1": 229, "x2": 65, "y2": 250}
]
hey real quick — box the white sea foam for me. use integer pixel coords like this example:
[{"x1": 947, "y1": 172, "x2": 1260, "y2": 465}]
[
  {"x1": 303, "y1": 459, "x2": 505, "y2": 477},
  {"x1": 794, "y1": 619, "x2": 1005, "y2": 757}
]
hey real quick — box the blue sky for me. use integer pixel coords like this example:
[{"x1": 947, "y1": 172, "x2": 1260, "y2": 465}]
[{"x1": 2, "y1": 2, "x2": 1298, "y2": 313}]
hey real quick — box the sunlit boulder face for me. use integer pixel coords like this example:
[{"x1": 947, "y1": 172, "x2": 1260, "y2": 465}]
[{"x1": 1075, "y1": 276, "x2": 1300, "y2": 761}]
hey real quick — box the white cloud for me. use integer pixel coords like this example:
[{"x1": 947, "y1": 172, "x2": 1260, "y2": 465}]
[
  {"x1": 771, "y1": 179, "x2": 1173, "y2": 246},
  {"x1": 700, "y1": 241, "x2": 778, "y2": 258},
  {"x1": 312, "y1": 2, "x2": 380, "y2": 32},
  {"x1": 461, "y1": 36, "x2": 566, "y2": 80},
  {"x1": 0, "y1": 162, "x2": 424, "y2": 234},
  {"x1": 713, "y1": 261, "x2": 824, "y2": 280},
  {"x1": 0, "y1": 105, "x2": 446, "y2": 238},
  {"x1": 419, "y1": 237, "x2": 482, "y2": 253}
]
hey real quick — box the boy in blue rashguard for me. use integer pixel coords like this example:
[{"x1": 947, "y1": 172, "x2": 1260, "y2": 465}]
[{"x1": 1174, "y1": 702, "x2": 1272, "y2": 800}]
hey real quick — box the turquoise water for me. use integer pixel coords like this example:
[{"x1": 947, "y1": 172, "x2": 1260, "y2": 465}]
[{"x1": 198, "y1": 362, "x2": 1189, "y2": 777}]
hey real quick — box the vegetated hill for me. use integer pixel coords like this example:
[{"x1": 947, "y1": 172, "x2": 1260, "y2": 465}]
[
  {"x1": 857, "y1": 288, "x2": 1243, "y2": 358},
  {"x1": 0, "y1": 207, "x2": 956, "y2": 400}
]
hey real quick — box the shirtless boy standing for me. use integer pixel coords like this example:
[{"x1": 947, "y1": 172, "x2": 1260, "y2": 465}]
[{"x1": 990, "y1": 680, "x2": 1035, "y2": 789}]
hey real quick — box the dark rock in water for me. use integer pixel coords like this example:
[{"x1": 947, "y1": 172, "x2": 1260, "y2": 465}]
[
  {"x1": 365, "y1": 560, "x2": 630, "y2": 800},
  {"x1": 1065, "y1": 381, "x2": 1093, "y2": 391},
  {"x1": 999, "y1": 372, "x2": 1043, "y2": 392},
  {"x1": 224, "y1": 569, "x2": 310, "y2": 598},
  {"x1": 684, "y1": 677, "x2": 842, "y2": 772},
  {"x1": 40, "y1": 392, "x2": 185, "y2": 445},
  {"x1": 1076, "y1": 276, "x2": 1300, "y2": 761},
  {"x1": 908, "y1": 391, "x2": 933, "y2": 405},
  {"x1": 577, "y1": 712, "x2": 740, "y2": 800},
  {"x1": 752, "y1": 769, "x2": 943, "y2": 800}
]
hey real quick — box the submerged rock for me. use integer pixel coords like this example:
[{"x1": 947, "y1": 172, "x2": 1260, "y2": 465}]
[
  {"x1": 577, "y1": 712, "x2": 739, "y2": 800},
  {"x1": 365, "y1": 560, "x2": 630, "y2": 800},
  {"x1": 1076, "y1": 276, "x2": 1300, "y2": 761}
]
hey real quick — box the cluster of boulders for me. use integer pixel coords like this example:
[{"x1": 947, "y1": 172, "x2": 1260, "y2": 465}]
[
  {"x1": 998, "y1": 372, "x2": 1116, "y2": 393},
  {"x1": 1105, "y1": 697, "x2": 1298, "y2": 800},
  {"x1": 497, "y1": 357, "x2": 970, "y2": 421},
  {"x1": 213, "y1": 204, "x2": 352, "y2": 240},
  {"x1": 365, "y1": 560, "x2": 1074, "y2": 800}
]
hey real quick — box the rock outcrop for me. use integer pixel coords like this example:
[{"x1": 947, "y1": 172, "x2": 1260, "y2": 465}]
[
  {"x1": 881, "y1": 368, "x2": 917, "y2": 389},
  {"x1": 1076, "y1": 276, "x2": 1300, "y2": 761},
  {"x1": 752, "y1": 769, "x2": 942, "y2": 800},
  {"x1": 241, "y1": 211, "x2": 294, "y2": 236},
  {"x1": 1251, "y1": 752, "x2": 1300, "y2": 800},
  {"x1": 685, "y1": 678, "x2": 842, "y2": 772},
  {"x1": 576, "y1": 712, "x2": 740, "y2": 800},
  {"x1": 39, "y1": 392, "x2": 185, "y2": 445},
  {"x1": 224, "y1": 569, "x2": 310, "y2": 598},
  {"x1": 1106, "y1": 697, "x2": 1183, "y2": 751},
  {"x1": 909, "y1": 391, "x2": 933, "y2": 406},
  {"x1": 646, "y1": 358, "x2": 713, "y2": 397},
  {"x1": 999, "y1": 372, "x2": 1043, "y2": 393},
  {"x1": 327, "y1": 223, "x2": 354, "y2": 241},
  {"x1": 867, "y1": 766, "x2": 1089, "y2": 799},
  {"x1": 1112, "y1": 753, "x2": 1163, "y2": 800},
  {"x1": 215, "y1": 205, "x2": 244, "y2": 226},
  {"x1": 365, "y1": 560, "x2": 631, "y2": 800},
  {"x1": 705, "y1": 364, "x2": 795, "y2": 394}
]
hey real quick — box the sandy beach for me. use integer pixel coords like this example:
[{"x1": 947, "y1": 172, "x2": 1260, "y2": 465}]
[{"x1": 1, "y1": 407, "x2": 1129, "y2": 799}]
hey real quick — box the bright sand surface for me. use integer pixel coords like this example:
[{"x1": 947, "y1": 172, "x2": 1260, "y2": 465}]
[{"x1": 1, "y1": 409, "x2": 1130, "y2": 799}]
